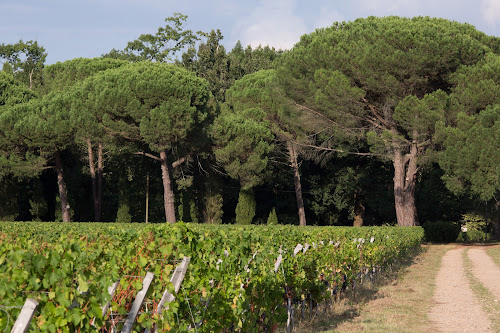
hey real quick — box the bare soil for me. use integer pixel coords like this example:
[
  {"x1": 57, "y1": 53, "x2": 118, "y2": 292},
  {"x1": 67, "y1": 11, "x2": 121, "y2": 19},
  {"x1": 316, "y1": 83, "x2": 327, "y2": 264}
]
[
  {"x1": 310, "y1": 245, "x2": 500, "y2": 333},
  {"x1": 428, "y1": 247, "x2": 493, "y2": 332},
  {"x1": 468, "y1": 247, "x2": 500, "y2": 300}
]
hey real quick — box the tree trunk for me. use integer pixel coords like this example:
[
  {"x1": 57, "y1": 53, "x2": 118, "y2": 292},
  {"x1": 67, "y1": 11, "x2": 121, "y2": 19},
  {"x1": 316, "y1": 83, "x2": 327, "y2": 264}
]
[
  {"x1": 160, "y1": 150, "x2": 176, "y2": 224},
  {"x1": 55, "y1": 151, "x2": 70, "y2": 222},
  {"x1": 145, "y1": 172, "x2": 149, "y2": 223},
  {"x1": 87, "y1": 139, "x2": 99, "y2": 221},
  {"x1": 287, "y1": 141, "x2": 307, "y2": 226},
  {"x1": 493, "y1": 200, "x2": 500, "y2": 240},
  {"x1": 393, "y1": 144, "x2": 419, "y2": 226},
  {"x1": 353, "y1": 190, "x2": 365, "y2": 227},
  {"x1": 97, "y1": 141, "x2": 103, "y2": 221}
]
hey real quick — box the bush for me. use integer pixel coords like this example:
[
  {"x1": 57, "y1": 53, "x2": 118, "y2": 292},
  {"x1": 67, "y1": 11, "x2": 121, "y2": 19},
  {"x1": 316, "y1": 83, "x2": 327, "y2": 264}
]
[
  {"x1": 235, "y1": 188, "x2": 256, "y2": 225},
  {"x1": 455, "y1": 213, "x2": 490, "y2": 242},
  {"x1": 267, "y1": 207, "x2": 278, "y2": 225},
  {"x1": 115, "y1": 203, "x2": 132, "y2": 223},
  {"x1": 423, "y1": 220, "x2": 460, "y2": 243},
  {"x1": 456, "y1": 230, "x2": 489, "y2": 242}
]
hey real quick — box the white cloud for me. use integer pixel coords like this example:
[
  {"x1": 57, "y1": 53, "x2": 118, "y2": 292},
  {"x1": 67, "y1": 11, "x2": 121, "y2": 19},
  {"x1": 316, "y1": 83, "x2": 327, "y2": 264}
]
[
  {"x1": 357, "y1": 0, "x2": 420, "y2": 16},
  {"x1": 235, "y1": 0, "x2": 307, "y2": 50},
  {"x1": 481, "y1": 0, "x2": 500, "y2": 26},
  {"x1": 313, "y1": 6, "x2": 345, "y2": 29}
]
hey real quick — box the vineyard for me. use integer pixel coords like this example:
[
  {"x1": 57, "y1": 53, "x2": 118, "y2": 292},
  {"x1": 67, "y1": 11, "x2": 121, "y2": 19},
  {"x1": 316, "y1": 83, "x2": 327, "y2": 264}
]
[{"x1": 0, "y1": 222, "x2": 423, "y2": 332}]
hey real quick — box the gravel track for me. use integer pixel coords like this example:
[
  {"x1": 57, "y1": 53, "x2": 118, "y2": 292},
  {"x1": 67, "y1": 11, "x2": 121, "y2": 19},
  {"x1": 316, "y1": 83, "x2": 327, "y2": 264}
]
[
  {"x1": 468, "y1": 247, "x2": 500, "y2": 301},
  {"x1": 428, "y1": 247, "x2": 493, "y2": 332}
]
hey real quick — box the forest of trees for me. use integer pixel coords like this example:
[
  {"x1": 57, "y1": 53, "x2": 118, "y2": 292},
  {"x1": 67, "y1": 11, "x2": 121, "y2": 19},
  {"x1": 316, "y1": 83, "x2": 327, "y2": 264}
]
[{"x1": 0, "y1": 15, "x2": 499, "y2": 229}]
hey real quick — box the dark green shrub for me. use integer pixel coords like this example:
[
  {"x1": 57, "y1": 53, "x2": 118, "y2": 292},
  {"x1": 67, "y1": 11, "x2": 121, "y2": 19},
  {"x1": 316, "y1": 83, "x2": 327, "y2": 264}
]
[
  {"x1": 456, "y1": 230, "x2": 489, "y2": 242},
  {"x1": 235, "y1": 188, "x2": 256, "y2": 225},
  {"x1": 267, "y1": 207, "x2": 278, "y2": 225},
  {"x1": 115, "y1": 203, "x2": 132, "y2": 223},
  {"x1": 423, "y1": 221, "x2": 460, "y2": 243}
]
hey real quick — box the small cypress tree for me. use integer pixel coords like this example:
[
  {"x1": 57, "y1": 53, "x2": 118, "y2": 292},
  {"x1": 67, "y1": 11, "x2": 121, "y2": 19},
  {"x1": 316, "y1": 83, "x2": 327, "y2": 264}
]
[
  {"x1": 235, "y1": 188, "x2": 256, "y2": 225},
  {"x1": 115, "y1": 203, "x2": 132, "y2": 223},
  {"x1": 267, "y1": 207, "x2": 278, "y2": 225},
  {"x1": 115, "y1": 177, "x2": 132, "y2": 223}
]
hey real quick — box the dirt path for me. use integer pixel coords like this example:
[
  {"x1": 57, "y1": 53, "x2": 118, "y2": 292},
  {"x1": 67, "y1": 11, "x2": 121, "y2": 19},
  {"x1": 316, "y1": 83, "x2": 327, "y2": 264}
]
[
  {"x1": 314, "y1": 245, "x2": 500, "y2": 333},
  {"x1": 428, "y1": 247, "x2": 493, "y2": 332},
  {"x1": 468, "y1": 247, "x2": 500, "y2": 300}
]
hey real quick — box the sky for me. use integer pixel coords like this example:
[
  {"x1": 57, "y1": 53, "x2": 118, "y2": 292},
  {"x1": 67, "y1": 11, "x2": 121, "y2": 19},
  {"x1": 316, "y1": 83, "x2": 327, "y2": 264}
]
[{"x1": 1, "y1": 0, "x2": 500, "y2": 65}]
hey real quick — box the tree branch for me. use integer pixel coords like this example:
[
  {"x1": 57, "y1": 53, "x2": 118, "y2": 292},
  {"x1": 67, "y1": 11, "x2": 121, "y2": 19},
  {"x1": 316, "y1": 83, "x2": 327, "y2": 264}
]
[
  {"x1": 361, "y1": 97, "x2": 392, "y2": 129},
  {"x1": 135, "y1": 151, "x2": 191, "y2": 168},
  {"x1": 294, "y1": 102, "x2": 365, "y2": 133},
  {"x1": 135, "y1": 151, "x2": 161, "y2": 161},
  {"x1": 172, "y1": 154, "x2": 189, "y2": 168},
  {"x1": 292, "y1": 141, "x2": 385, "y2": 157}
]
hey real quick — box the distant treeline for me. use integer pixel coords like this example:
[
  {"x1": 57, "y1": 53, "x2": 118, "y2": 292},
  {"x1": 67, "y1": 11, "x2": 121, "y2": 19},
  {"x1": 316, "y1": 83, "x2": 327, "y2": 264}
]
[{"x1": 0, "y1": 15, "x2": 498, "y2": 230}]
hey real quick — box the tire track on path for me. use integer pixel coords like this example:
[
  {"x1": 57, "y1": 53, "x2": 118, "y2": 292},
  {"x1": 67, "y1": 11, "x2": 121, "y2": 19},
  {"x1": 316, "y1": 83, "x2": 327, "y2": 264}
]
[
  {"x1": 468, "y1": 247, "x2": 500, "y2": 300},
  {"x1": 428, "y1": 247, "x2": 493, "y2": 332}
]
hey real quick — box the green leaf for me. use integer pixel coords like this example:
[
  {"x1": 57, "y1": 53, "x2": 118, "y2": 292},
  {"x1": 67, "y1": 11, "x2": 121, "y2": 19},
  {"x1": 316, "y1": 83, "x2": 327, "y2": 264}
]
[
  {"x1": 71, "y1": 308, "x2": 82, "y2": 325},
  {"x1": 139, "y1": 256, "x2": 148, "y2": 268},
  {"x1": 78, "y1": 275, "x2": 89, "y2": 293}
]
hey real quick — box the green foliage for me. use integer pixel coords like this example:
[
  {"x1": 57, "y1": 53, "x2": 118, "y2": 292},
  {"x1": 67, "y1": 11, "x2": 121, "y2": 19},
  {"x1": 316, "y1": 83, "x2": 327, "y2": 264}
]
[
  {"x1": 29, "y1": 179, "x2": 47, "y2": 221},
  {"x1": 438, "y1": 105, "x2": 500, "y2": 201},
  {"x1": 179, "y1": 33, "x2": 281, "y2": 103},
  {"x1": 308, "y1": 165, "x2": 360, "y2": 225},
  {"x1": 225, "y1": 69, "x2": 299, "y2": 138},
  {"x1": 0, "y1": 71, "x2": 36, "y2": 106},
  {"x1": 235, "y1": 188, "x2": 256, "y2": 224},
  {"x1": 38, "y1": 57, "x2": 128, "y2": 95},
  {"x1": 0, "y1": 176, "x2": 19, "y2": 220},
  {"x1": 104, "y1": 13, "x2": 200, "y2": 63},
  {"x1": 203, "y1": 176, "x2": 223, "y2": 224},
  {"x1": 455, "y1": 213, "x2": 490, "y2": 242},
  {"x1": 75, "y1": 62, "x2": 210, "y2": 153},
  {"x1": 180, "y1": 29, "x2": 230, "y2": 102},
  {"x1": 178, "y1": 190, "x2": 199, "y2": 223},
  {"x1": 14, "y1": 92, "x2": 75, "y2": 154},
  {"x1": 278, "y1": 16, "x2": 497, "y2": 155},
  {"x1": 456, "y1": 230, "x2": 489, "y2": 242},
  {"x1": 115, "y1": 203, "x2": 132, "y2": 223},
  {"x1": 0, "y1": 71, "x2": 45, "y2": 178},
  {"x1": 423, "y1": 221, "x2": 461, "y2": 243},
  {"x1": 449, "y1": 53, "x2": 500, "y2": 115},
  {"x1": 461, "y1": 213, "x2": 488, "y2": 232},
  {"x1": 0, "y1": 40, "x2": 47, "y2": 89},
  {"x1": 267, "y1": 207, "x2": 278, "y2": 225},
  {"x1": 0, "y1": 222, "x2": 423, "y2": 332},
  {"x1": 212, "y1": 107, "x2": 274, "y2": 189},
  {"x1": 276, "y1": 16, "x2": 500, "y2": 226}
]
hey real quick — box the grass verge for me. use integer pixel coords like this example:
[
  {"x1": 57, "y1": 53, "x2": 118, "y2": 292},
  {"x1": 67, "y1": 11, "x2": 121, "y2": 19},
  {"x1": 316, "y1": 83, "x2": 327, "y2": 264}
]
[
  {"x1": 287, "y1": 244, "x2": 452, "y2": 333},
  {"x1": 485, "y1": 245, "x2": 500, "y2": 267}
]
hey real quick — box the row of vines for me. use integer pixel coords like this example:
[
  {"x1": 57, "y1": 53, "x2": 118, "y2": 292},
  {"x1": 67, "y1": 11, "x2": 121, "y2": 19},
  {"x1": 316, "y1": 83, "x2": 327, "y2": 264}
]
[{"x1": 0, "y1": 222, "x2": 424, "y2": 332}]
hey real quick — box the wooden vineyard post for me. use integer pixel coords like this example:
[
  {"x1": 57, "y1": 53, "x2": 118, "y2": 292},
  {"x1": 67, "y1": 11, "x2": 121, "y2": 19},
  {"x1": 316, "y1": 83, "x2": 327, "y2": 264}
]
[
  {"x1": 146, "y1": 257, "x2": 190, "y2": 333},
  {"x1": 293, "y1": 244, "x2": 303, "y2": 257},
  {"x1": 101, "y1": 280, "x2": 120, "y2": 318},
  {"x1": 274, "y1": 254, "x2": 283, "y2": 273},
  {"x1": 286, "y1": 296, "x2": 294, "y2": 333},
  {"x1": 121, "y1": 272, "x2": 155, "y2": 333},
  {"x1": 11, "y1": 298, "x2": 38, "y2": 333}
]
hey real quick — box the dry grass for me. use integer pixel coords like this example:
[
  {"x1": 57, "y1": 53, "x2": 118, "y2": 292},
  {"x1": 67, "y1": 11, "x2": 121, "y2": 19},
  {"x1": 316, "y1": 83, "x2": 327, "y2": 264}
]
[
  {"x1": 282, "y1": 244, "x2": 453, "y2": 333},
  {"x1": 485, "y1": 245, "x2": 500, "y2": 267}
]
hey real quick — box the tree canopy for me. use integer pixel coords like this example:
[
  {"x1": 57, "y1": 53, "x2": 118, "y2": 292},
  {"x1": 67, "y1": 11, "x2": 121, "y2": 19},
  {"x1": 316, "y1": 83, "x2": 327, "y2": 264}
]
[
  {"x1": 72, "y1": 62, "x2": 211, "y2": 223},
  {"x1": 0, "y1": 15, "x2": 498, "y2": 229},
  {"x1": 0, "y1": 40, "x2": 47, "y2": 89},
  {"x1": 438, "y1": 105, "x2": 500, "y2": 202},
  {"x1": 276, "y1": 16, "x2": 500, "y2": 226}
]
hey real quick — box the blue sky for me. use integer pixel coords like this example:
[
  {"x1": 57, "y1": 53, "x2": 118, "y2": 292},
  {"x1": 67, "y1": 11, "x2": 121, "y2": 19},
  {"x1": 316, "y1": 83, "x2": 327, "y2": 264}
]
[{"x1": 1, "y1": 0, "x2": 499, "y2": 65}]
